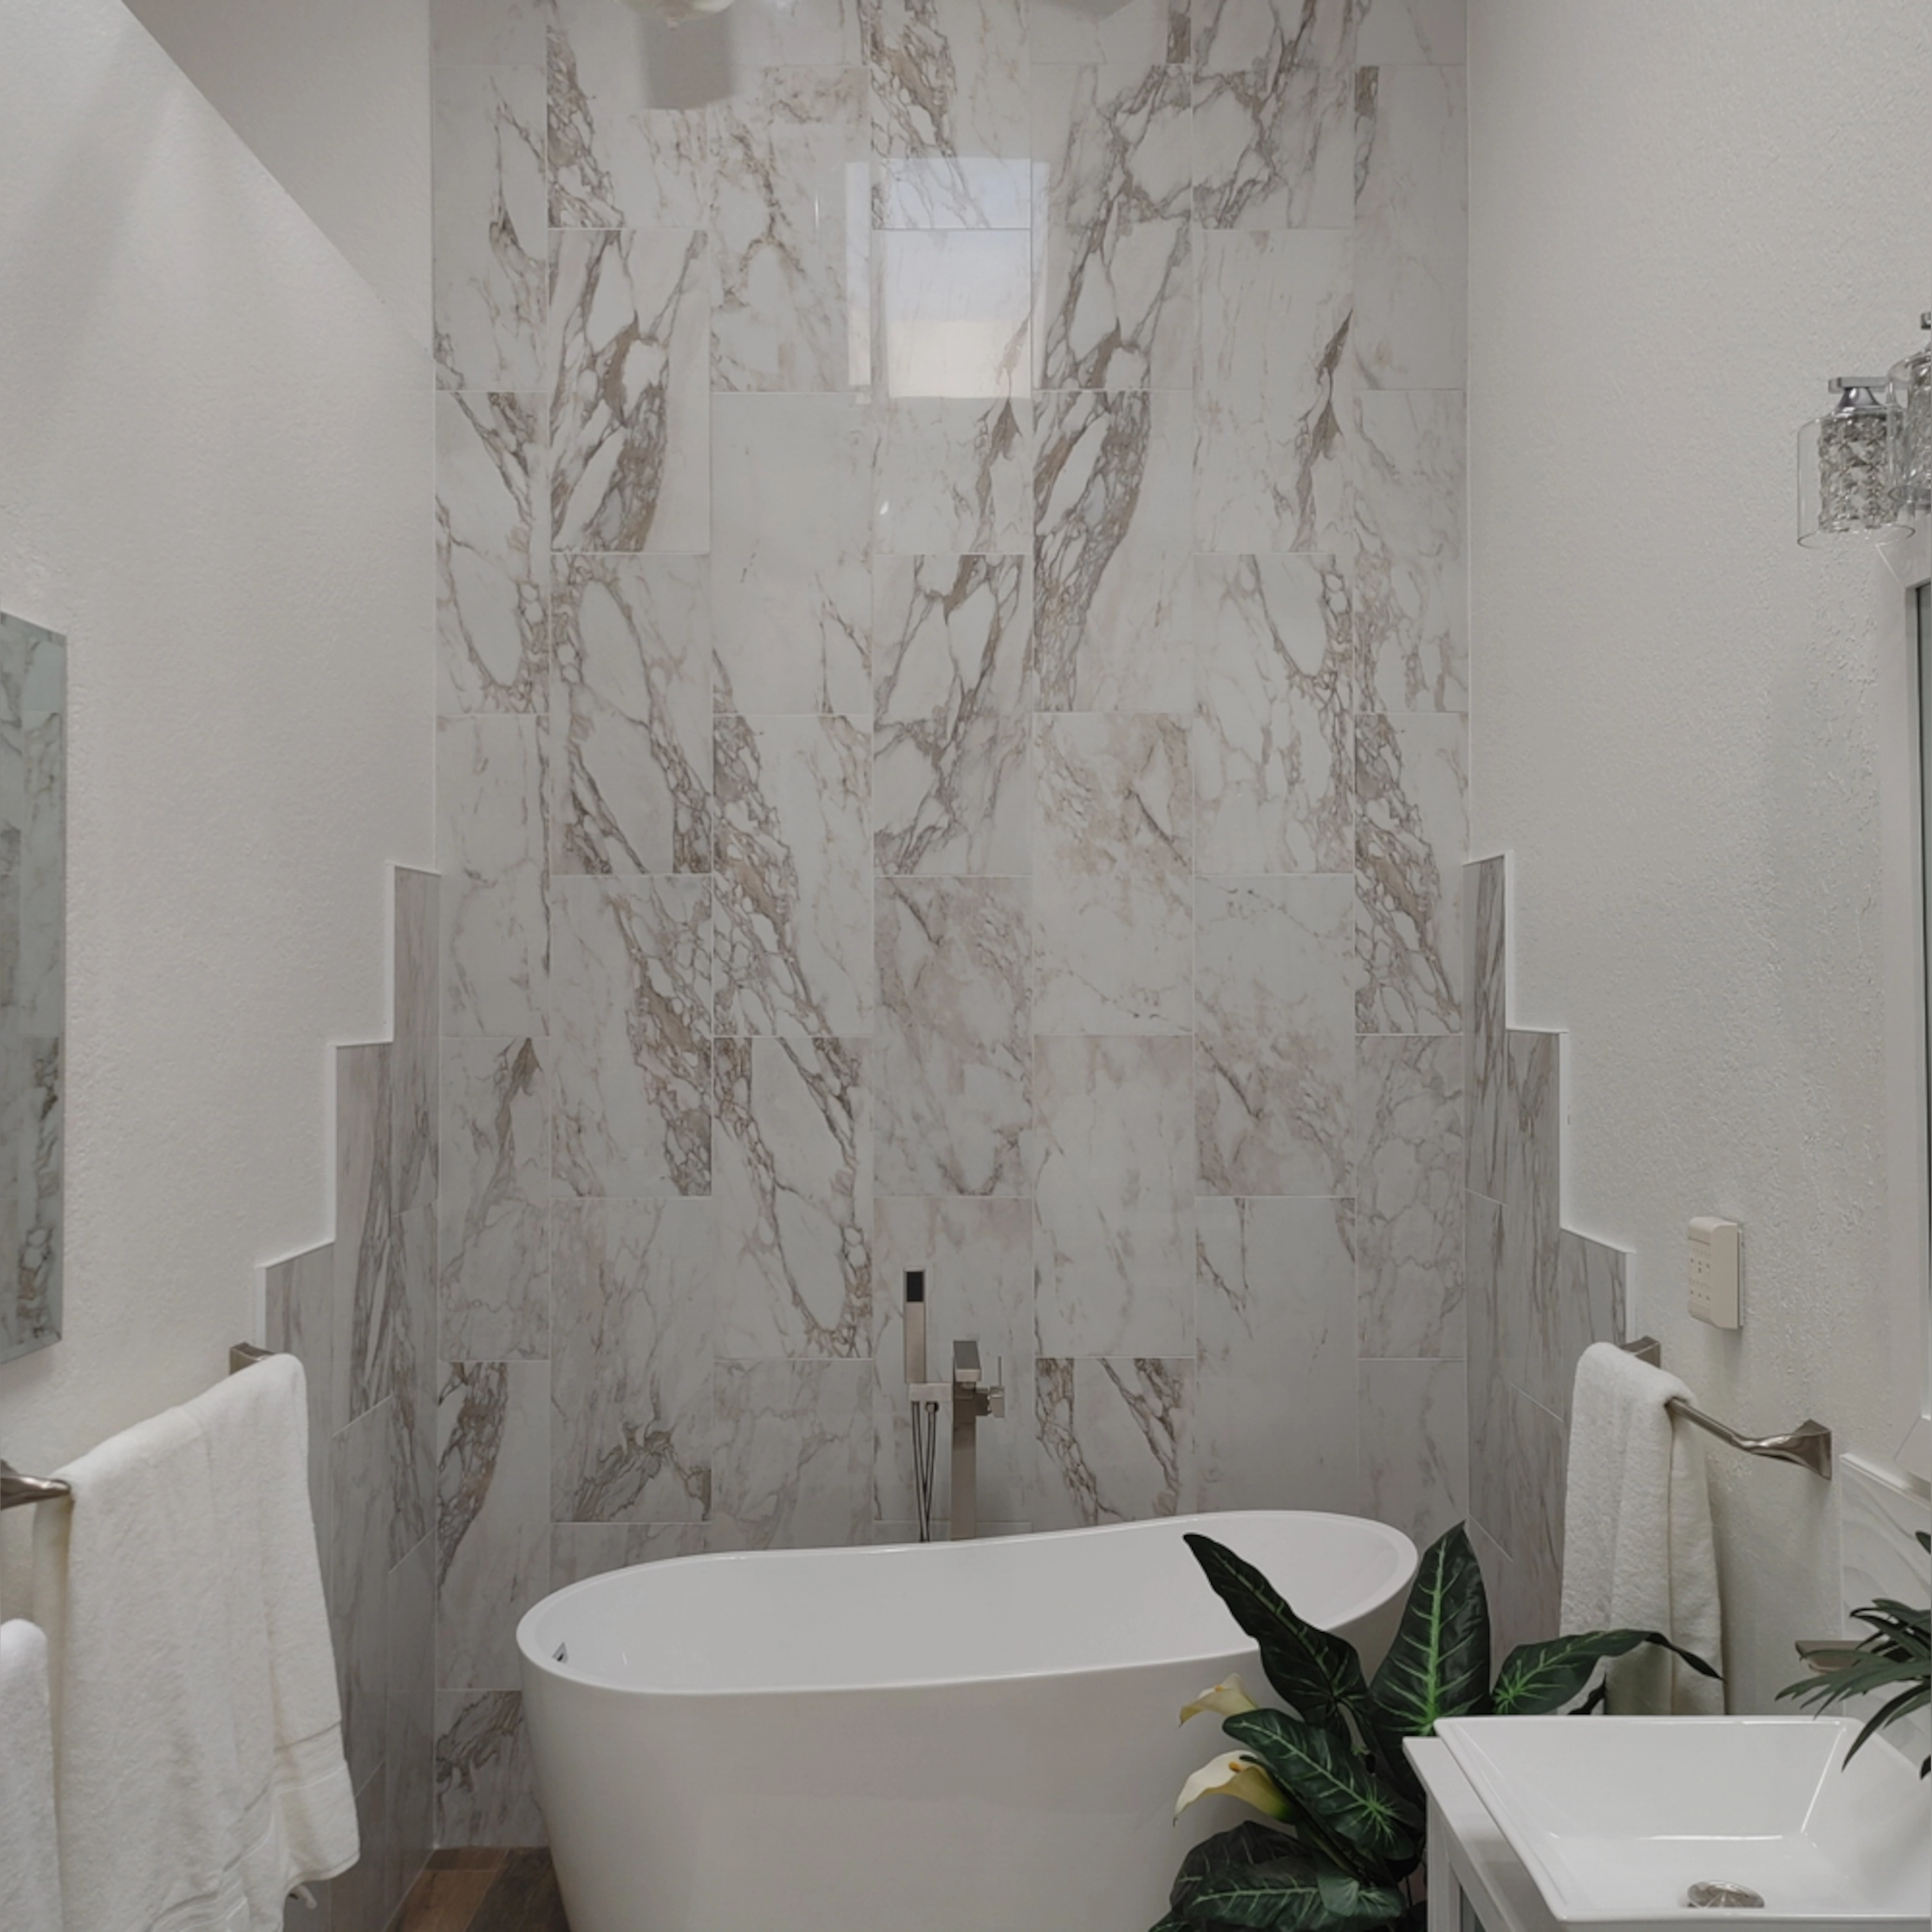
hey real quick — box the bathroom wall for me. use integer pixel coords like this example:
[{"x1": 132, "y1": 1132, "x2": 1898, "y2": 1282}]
[
  {"x1": 0, "y1": 3, "x2": 438, "y2": 1924},
  {"x1": 122, "y1": 0, "x2": 433, "y2": 343},
  {"x1": 1468, "y1": 0, "x2": 1932, "y2": 1711},
  {"x1": 430, "y1": 0, "x2": 1469, "y2": 1837}
]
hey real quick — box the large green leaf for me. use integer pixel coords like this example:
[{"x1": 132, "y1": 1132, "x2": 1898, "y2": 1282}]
[
  {"x1": 1368, "y1": 1525, "x2": 1491, "y2": 1740},
  {"x1": 1174, "y1": 1847, "x2": 1406, "y2": 1931},
  {"x1": 1171, "y1": 1821, "x2": 1305, "y2": 1905},
  {"x1": 1222, "y1": 1710, "x2": 1421, "y2": 1870},
  {"x1": 1492, "y1": 1629, "x2": 1720, "y2": 1714},
  {"x1": 1185, "y1": 1535, "x2": 1376, "y2": 1735}
]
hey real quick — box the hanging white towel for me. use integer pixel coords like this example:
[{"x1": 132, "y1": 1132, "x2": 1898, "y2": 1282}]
[
  {"x1": 178, "y1": 1353, "x2": 359, "y2": 1917},
  {"x1": 1, "y1": 1619, "x2": 64, "y2": 1932},
  {"x1": 31, "y1": 1356, "x2": 357, "y2": 1932},
  {"x1": 1560, "y1": 1341, "x2": 1724, "y2": 1714}
]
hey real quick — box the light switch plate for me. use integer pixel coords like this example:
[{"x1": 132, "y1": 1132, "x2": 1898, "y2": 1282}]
[{"x1": 1688, "y1": 1216, "x2": 1741, "y2": 1328}]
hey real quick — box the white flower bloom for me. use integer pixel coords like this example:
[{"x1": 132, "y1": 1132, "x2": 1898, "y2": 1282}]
[
  {"x1": 1179, "y1": 1672, "x2": 1261, "y2": 1726},
  {"x1": 1174, "y1": 1750, "x2": 1291, "y2": 1823}
]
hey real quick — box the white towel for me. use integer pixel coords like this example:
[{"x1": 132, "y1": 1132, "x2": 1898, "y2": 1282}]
[
  {"x1": 178, "y1": 1354, "x2": 359, "y2": 1912},
  {"x1": 31, "y1": 1356, "x2": 357, "y2": 1932},
  {"x1": 1, "y1": 1619, "x2": 63, "y2": 1932},
  {"x1": 1560, "y1": 1341, "x2": 1724, "y2": 1714}
]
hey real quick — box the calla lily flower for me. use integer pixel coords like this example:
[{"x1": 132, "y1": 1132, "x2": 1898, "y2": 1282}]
[
  {"x1": 1174, "y1": 1750, "x2": 1292, "y2": 1823},
  {"x1": 1178, "y1": 1672, "x2": 1260, "y2": 1725}
]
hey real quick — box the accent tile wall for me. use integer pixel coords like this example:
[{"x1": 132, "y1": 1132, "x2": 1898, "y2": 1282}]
[
  {"x1": 266, "y1": 867, "x2": 440, "y2": 1932},
  {"x1": 431, "y1": 0, "x2": 1467, "y2": 1838},
  {"x1": 1463, "y1": 854, "x2": 1630, "y2": 1662}
]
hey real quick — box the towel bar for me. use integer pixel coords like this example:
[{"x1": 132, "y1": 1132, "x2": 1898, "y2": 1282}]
[
  {"x1": 1619, "y1": 1335, "x2": 1833, "y2": 1480},
  {"x1": 2, "y1": 1342, "x2": 281, "y2": 1509}
]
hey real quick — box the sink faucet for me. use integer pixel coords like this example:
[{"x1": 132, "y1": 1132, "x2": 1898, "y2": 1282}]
[{"x1": 902, "y1": 1272, "x2": 1003, "y2": 1540}]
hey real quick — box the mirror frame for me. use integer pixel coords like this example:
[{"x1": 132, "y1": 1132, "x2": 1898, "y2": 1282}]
[{"x1": 1876, "y1": 528, "x2": 1932, "y2": 1480}]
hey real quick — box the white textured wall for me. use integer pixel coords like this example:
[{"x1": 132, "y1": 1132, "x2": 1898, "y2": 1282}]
[
  {"x1": 0, "y1": 0, "x2": 432, "y2": 1592},
  {"x1": 1469, "y1": 0, "x2": 1932, "y2": 1711},
  {"x1": 123, "y1": 0, "x2": 431, "y2": 345}
]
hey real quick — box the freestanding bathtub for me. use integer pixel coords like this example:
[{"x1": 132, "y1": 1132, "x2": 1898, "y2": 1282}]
[{"x1": 517, "y1": 1510, "x2": 1417, "y2": 1932}]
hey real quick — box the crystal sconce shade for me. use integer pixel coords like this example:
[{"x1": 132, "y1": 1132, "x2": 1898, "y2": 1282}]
[
  {"x1": 1891, "y1": 314, "x2": 1932, "y2": 516},
  {"x1": 1798, "y1": 377, "x2": 1909, "y2": 547}
]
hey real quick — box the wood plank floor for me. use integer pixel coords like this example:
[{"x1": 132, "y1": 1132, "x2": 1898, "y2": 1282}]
[{"x1": 399, "y1": 1849, "x2": 570, "y2": 1932}]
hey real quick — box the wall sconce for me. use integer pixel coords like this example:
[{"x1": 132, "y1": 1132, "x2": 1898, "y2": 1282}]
[
  {"x1": 1891, "y1": 314, "x2": 1932, "y2": 516},
  {"x1": 1798, "y1": 376, "x2": 1910, "y2": 546}
]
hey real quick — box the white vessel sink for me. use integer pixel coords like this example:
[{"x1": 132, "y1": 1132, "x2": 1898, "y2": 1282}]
[{"x1": 1433, "y1": 1716, "x2": 1930, "y2": 1932}]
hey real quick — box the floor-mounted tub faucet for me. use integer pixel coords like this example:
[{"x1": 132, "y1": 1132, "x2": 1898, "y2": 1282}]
[{"x1": 904, "y1": 1272, "x2": 1004, "y2": 1540}]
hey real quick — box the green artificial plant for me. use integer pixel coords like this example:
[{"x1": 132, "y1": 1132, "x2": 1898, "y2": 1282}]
[
  {"x1": 1775, "y1": 1530, "x2": 1929, "y2": 1778},
  {"x1": 1156, "y1": 1523, "x2": 1720, "y2": 1932}
]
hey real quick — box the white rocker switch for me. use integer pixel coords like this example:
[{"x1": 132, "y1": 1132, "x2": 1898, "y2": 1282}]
[{"x1": 1687, "y1": 1216, "x2": 1741, "y2": 1329}]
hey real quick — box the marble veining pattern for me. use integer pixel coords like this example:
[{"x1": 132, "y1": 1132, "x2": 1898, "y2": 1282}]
[
  {"x1": 548, "y1": 228, "x2": 710, "y2": 554},
  {"x1": 873, "y1": 552, "x2": 1033, "y2": 878},
  {"x1": 875, "y1": 876, "x2": 1032, "y2": 1196},
  {"x1": 430, "y1": 0, "x2": 1466, "y2": 1821}
]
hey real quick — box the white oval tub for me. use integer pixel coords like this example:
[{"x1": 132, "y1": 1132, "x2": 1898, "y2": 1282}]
[{"x1": 517, "y1": 1510, "x2": 1417, "y2": 1932}]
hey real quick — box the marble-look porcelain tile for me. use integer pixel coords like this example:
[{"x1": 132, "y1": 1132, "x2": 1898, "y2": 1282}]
[
  {"x1": 878, "y1": 229, "x2": 1031, "y2": 399},
  {"x1": 1032, "y1": 712, "x2": 1191, "y2": 1034},
  {"x1": 1033, "y1": 1356, "x2": 1193, "y2": 1528},
  {"x1": 1499, "y1": 1383, "x2": 1566, "y2": 1634},
  {"x1": 439, "y1": 1038, "x2": 550, "y2": 1363},
  {"x1": 437, "y1": 392, "x2": 547, "y2": 717},
  {"x1": 433, "y1": 0, "x2": 547, "y2": 65},
  {"x1": 393, "y1": 868, "x2": 440, "y2": 1222},
  {"x1": 1469, "y1": 1518, "x2": 1517, "y2": 1677},
  {"x1": 1497, "y1": 1028, "x2": 1559, "y2": 1403},
  {"x1": 440, "y1": 716, "x2": 549, "y2": 1038},
  {"x1": 548, "y1": 228, "x2": 709, "y2": 555},
  {"x1": 711, "y1": 68, "x2": 869, "y2": 392},
  {"x1": 1464, "y1": 1189, "x2": 1506, "y2": 1542},
  {"x1": 875, "y1": 877, "x2": 1031, "y2": 1194},
  {"x1": 334, "y1": 1042, "x2": 396, "y2": 1427},
  {"x1": 1033, "y1": 0, "x2": 1178, "y2": 65},
  {"x1": 266, "y1": 1240, "x2": 337, "y2": 1516},
  {"x1": 435, "y1": 1691, "x2": 546, "y2": 1847},
  {"x1": 1464, "y1": 855, "x2": 1506, "y2": 1198},
  {"x1": 1358, "y1": 1357, "x2": 1467, "y2": 1553},
  {"x1": 714, "y1": 1036, "x2": 872, "y2": 1357},
  {"x1": 432, "y1": 65, "x2": 547, "y2": 394},
  {"x1": 437, "y1": 1360, "x2": 550, "y2": 1690},
  {"x1": 1353, "y1": 389, "x2": 1465, "y2": 713},
  {"x1": 868, "y1": 0, "x2": 1030, "y2": 229},
  {"x1": 1190, "y1": 2, "x2": 1352, "y2": 231},
  {"x1": 328, "y1": 1767, "x2": 387, "y2": 1932},
  {"x1": 547, "y1": 1, "x2": 714, "y2": 230},
  {"x1": 1355, "y1": 710, "x2": 1465, "y2": 1034},
  {"x1": 551, "y1": 1521, "x2": 709, "y2": 1586},
  {"x1": 1358, "y1": 0, "x2": 1463, "y2": 64},
  {"x1": 1196, "y1": 1195, "x2": 1358, "y2": 1513},
  {"x1": 711, "y1": 394, "x2": 875, "y2": 717},
  {"x1": 712, "y1": 1358, "x2": 875, "y2": 1547},
  {"x1": 328, "y1": 1401, "x2": 392, "y2": 1795},
  {"x1": 1195, "y1": 874, "x2": 1354, "y2": 1197},
  {"x1": 876, "y1": 398, "x2": 1032, "y2": 554},
  {"x1": 872, "y1": 1195, "x2": 1033, "y2": 1523},
  {"x1": 1193, "y1": 552, "x2": 1352, "y2": 875},
  {"x1": 551, "y1": 875, "x2": 712, "y2": 1197},
  {"x1": 552, "y1": 554, "x2": 711, "y2": 877},
  {"x1": 1033, "y1": 1034, "x2": 1194, "y2": 1357},
  {"x1": 714, "y1": 714, "x2": 874, "y2": 1039},
  {"x1": 385, "y1": 1533, "x2": 435, "y2": 1916},
  {"x1": 1195, "y1": 228, "x2": 1350, "y2": 555},
  {"x1": 1031, "y1": 60, "x2": 1191, "y2": 392},
  {"x1": 390, "y1": 1204, "x2": 438, "y2": 1568},
  {"x1": 1033, "y1": 389, "x2": 1193, "y2": 711},
  {"x1": 1547, "y1": 1229, "x2": 1627, "y2": 1423},
  {"x1": 1356, "y1": 1034, "x2": 1463, "y2": 1357},
  {"x1": 730, "y1": 0, "x2": 865, "y2": 69},
  {"x1": 551, "y1": 1200, "x2": 715, "y2": 1521},
  {"x1": 1353, "y1": 63, "x2": 1466, "y2": 390},
  {"x1": 874, "y1": 553, "x2": 1032, "y2": 877}
]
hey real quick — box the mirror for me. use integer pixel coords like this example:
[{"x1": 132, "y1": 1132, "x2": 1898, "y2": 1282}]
[{"x1": 0, "y1": 610, "x2": 64, "y2": 1362}]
